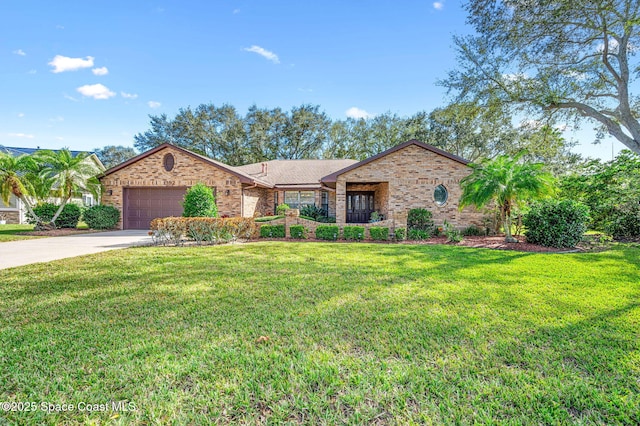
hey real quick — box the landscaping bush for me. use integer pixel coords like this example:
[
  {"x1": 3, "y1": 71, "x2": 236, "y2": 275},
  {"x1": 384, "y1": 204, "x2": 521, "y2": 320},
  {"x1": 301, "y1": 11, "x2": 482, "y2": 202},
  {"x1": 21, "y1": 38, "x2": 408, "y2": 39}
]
[
  {"x1": 83, "y1": 205, "x2": 120, "y2": 230},
  {"x1": 342, "y1": 226, "x2": 365, "y2": 241},
  {"x1": 300, "y1": 204, "x2": 327, "y2": 221},
  {"x1": 605, "y1": 202, "x2": 640, "y2": 239},
  {"x1": 523, "y1": 199, "x2": 589, "y2": 248},
  {"x1": 151, "y1": 217, "x2": 257, "y2": 245},
  {"x1": 407, "y1": 208, "x2": 434, "y2": 237},
  {"x1": 259, "y1": 224, "x2": 286, "y2": 238},
  {"x1": 289, "y1": 225, "x2": 308, "y2": 239},
  {"x1": 318, "y1": 216, "x2": 336, "y2": 223},
  {"x1": 316, "y1": 225, "x2": 339, "y2": 241},
  {"x1": 369, "y1": 226, "x2": 389, "y2": 241},
  {"x1": 276, "y1": 204, "x2": 290, "y2": 215},
  {"x1": 255, "y1": 215, "x2": 284, "y2": 222},
  {"x1": 444, "y1": 220, "x2": 463, "y2": 243},
  {"x1": 462, "y1": 225, "x2": 484, "y2": 236},
  {"x1": 27, "y1": 202, "x2": 82, "y2": 228},
  {"x1": 182, "y1": 183, "x2": 217, "y2": 217},
  {"x1": 394, "y1": 227, "x2": 407, "y2": 241},
  {"x1": 408, "y1": 229, "x2": 431, "y2": 241}
]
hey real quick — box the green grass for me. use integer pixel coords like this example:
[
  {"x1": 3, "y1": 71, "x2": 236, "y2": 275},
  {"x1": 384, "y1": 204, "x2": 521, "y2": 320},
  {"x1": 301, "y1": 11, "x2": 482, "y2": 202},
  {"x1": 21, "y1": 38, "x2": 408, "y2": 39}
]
[
  {"x1": 0, "y1": 224, "x2": 40, "y2": 242},
  {"x1": 255, "y1": 215, "x2": 285, "y2": 222},
  {"x1": 1, "y1": 243, "x2": 639, "y2": 424}
]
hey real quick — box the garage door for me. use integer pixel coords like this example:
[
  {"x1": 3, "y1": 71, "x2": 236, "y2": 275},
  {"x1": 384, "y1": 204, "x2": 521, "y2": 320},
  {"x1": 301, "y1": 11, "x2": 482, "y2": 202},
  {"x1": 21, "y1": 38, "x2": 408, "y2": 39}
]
[{"x1": 124, "y1": 187, "x2": 187, "y2": 229}]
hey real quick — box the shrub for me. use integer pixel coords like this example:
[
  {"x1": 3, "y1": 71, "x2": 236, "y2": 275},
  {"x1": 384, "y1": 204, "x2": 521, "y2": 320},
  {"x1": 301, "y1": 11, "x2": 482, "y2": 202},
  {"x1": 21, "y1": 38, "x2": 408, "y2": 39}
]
[
  {"x1": 462, "y1": 225, "x2": 484, "y2": 236},
  {"x1": 369, "y1": 211, "x2": 382, "y2": 223},
  {"x1": 316, "y1": 225, "x2": 339, "y2": 241},
  {"x1": 84, "y1": 205, "x2": 120, "y2": 230},
  {"x1": 605, "y1": 202, "x2": 640, "y2": 239},
  {"x1": 300, "y1": 204, "x2": 327, "y2": 220},
  {"x1": 523, "y1": 199, "x2": 590, "y2": 248},
  {"x1": 444, "y1": 220, "x2": 463, "y2": 243},
  {"x1": 369, "y1": 226, "x2": 389, "y2": 241},
  {"x1": 408, "y1": 229, "x2": 430, "y2": 241},
  {"x1": 255, "y1": 215, "x2": 284, "y2": 222},
  {"x1": 276, "y1": 204, "x2": 290, "y2": 215},
  {"x1": 394, "y1": 227, "x2": 407, "y2": 241},
  {"x1": 259, "y1": 224, "x2": 285, "y2": 238},
  {"x1": 318, "y1": 216, "x2": 336, "y2": 223},
  {"x1": 408, "y1": 208, "x2": 434, "y2": 236},
  {"x1": 342, "y1": 226, "x2": 365, "y2": 241},
  {"x1": 182, "y1": 183, "x2": 217, "y2": 217},
  {"x1": 289, "y1": 225, "x2": 308, "y2": 239},
  {"x1": 151, "y1": 217, "x2": 257, "y2": 245},
  {"x1": 27, "y1": 203, "x2": 81, "y2": 228}
]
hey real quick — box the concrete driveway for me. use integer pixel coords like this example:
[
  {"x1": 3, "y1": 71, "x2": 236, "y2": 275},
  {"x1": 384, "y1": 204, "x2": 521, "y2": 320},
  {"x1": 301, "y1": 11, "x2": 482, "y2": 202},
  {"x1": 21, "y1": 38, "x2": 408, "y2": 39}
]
[{"x1": 0, "y1": 230, "x2": 153, "y2": 270}]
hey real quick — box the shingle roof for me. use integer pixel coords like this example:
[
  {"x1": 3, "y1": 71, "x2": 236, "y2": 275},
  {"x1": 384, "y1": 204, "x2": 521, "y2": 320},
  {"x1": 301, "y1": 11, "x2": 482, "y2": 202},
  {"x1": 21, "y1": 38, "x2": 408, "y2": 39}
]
[{"x1": 236, "y1": 159, "x2": 358, "y2": 188}]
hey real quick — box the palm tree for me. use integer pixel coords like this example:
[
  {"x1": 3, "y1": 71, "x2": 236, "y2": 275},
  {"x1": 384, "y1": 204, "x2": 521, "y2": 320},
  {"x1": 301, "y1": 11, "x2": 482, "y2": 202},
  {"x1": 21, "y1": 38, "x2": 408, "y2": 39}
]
[
  {"x1": 459, "y1": 153, "x2": 556, "y2": 242},
  {"x1": 36, "y1": 149, "x2": 102, "y2": 226},
  {"x1": 0, "y1": 152, "x2": 42, "y2": 224}
]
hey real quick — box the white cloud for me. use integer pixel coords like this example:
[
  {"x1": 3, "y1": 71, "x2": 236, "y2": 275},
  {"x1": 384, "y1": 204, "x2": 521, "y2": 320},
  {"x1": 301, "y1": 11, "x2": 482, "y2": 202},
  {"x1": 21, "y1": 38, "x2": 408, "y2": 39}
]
[
  {"x1": 49, "y1": 116, "x2": 64, "y2": 122},
  {"x1": 13, "y1": 49, "x2": 26, "y2": 56},
  {"x1": 17, "y1": 113, "x2": 25, "y2": 118},
  {"x1": 346, "y1": 107, "x2": 373, "y2": 119},
  {"x1": 233, "y1": 8, "x2": 240, "y2": 14},
  {"x1": 64, "y1": 93, "x2": 79, "y2": 102},
  {"x1": 49, "y1": 55, "x2": 94, "y2": 73},
  {"x1": 92, "y1": 66, "x2": 109, "y2": 76},
  {"x1": 433, "y1": 2, "x2": 444, "y2": 10},
  {"x1": 148, "y1": 101, "x2": 162, "y2": 108},
  {"x1": 297, "y1": 88, "x2": 313, "y2": 92},
  {"x1": 243, "y1": 45, "x2": 280, "y2": 64},
  {"x1": 8, "y1": 133, "x2": 34, "y2": 139},
  {"x1": 76, "y1": 83, "x2": 116, "y2": 99},
  {"x1": 55, "y1": 136, "x2": 64, "y2": 141},
  {"x1": 121, "y1": 91, "x2": 138, "y2": 99},
  {"x1": 56, "y1": 25, "x2": 64, "y2": 30},
  {"x1": 27, "y1": 69, "x2": 37, "y2": 75}
]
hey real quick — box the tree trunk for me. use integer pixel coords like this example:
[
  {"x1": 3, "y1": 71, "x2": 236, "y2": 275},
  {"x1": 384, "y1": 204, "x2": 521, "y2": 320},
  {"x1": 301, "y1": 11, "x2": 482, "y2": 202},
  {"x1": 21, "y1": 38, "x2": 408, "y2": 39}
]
[
  {"x1": 50, "y1": 197, "x2": 70, "y2": 227},
  {"x1": 18, "y1": 195, "x2": 42, "y2": 225},
  {"x1": 503, "y1": 215, "x2": 519, "y2": 243}
]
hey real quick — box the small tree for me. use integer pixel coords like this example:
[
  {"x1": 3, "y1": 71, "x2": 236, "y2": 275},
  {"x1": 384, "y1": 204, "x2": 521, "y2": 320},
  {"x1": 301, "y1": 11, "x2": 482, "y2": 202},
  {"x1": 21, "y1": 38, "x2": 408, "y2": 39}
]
[
  {"x1": 0, "y1": 152, "x2": 43, "y2": 224},
  {"x1": 182, "y1": 183, "x2": 217, "y2": 217},
  {"x1": 459, "y1": 153, "x2": 556, "y2": 243}
]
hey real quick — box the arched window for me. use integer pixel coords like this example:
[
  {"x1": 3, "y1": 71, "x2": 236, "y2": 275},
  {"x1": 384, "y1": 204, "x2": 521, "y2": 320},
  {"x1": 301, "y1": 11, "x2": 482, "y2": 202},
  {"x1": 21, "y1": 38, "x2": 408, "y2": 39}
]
[{"x1": 434, "y1": 184, "x2": 448, "y2": 206}]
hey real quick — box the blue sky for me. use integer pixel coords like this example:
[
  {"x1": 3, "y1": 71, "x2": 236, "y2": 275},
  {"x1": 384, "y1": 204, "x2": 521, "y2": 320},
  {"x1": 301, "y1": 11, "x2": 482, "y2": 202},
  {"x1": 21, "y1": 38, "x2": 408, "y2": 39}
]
[{"x1": 1, "y1": 0, "x2": 625, "y2": 160}]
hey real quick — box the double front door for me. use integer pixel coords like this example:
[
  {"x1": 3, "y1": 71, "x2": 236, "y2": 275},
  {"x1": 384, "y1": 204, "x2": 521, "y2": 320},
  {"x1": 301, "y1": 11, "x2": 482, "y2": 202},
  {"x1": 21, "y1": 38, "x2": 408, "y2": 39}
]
[{"x1": 346, "y1": 191, "x2": 374, "y2": 223}]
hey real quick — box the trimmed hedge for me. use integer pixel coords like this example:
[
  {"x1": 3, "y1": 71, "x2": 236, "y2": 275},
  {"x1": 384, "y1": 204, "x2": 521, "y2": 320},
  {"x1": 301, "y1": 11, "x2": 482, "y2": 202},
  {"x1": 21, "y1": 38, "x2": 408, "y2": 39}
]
[
  {"x1": 523, "y1": 199, "x2": 589, "y2": 248},
  {"x1": 276, "y1": 204, "x2": 290, "y2": 215},
  {"x1": 316, "y1": 225, "x2": 339, "y2": 241},
  {"x1": 259, "y1": 224, "x2": 286, "y2": 238},
  {"x1": 27, "y1": 202, "x2": 81, "y2": 228},
  {"x1": 342, "y1": 226, "x2": 365, "y2": 241},
  {"x1": 150, "y1": 217, "x2": 257, "y2": 245},
  {"x1": 289, "y1": 225, "x2": 308, "y2": 239},
  {"x1": 408, "y1": 208, "x2": 434, "y2": 235},
  {"x1": 394, "y1": 227, "x2": 407, "y2": 241},
  {"x1": 369, "y1": 226, "x2": 389, "y2": 241},
  {"x1": 84, "y1": 205, "x2": 120, "y2": 230}
]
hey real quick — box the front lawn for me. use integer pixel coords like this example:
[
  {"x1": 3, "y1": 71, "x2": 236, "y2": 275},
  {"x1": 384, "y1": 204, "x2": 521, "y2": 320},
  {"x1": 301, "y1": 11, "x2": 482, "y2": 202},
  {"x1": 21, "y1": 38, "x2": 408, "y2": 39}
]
[
  {"x1": 0, "y1": 224, "x2": 41, "y2": 242},
  {"x1": 1, "y1": 243, "x2": 638, "y2": 424}
]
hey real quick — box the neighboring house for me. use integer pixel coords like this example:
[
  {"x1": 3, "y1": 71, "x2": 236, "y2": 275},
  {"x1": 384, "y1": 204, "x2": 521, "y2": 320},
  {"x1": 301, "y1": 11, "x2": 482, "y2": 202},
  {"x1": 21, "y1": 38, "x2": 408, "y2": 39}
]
[
  {"x1": 100, "y1": 140, "x2": 484, "y2": 230},
  {"x1": 0, "y1": 146, "x2": 105, "y2": 224}
]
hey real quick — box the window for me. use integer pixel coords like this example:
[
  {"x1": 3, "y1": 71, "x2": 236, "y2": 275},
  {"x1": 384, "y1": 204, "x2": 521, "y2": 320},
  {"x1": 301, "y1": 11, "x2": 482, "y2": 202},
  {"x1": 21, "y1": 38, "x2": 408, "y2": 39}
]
[
  {"x1": 82, "y1": 194, "x2": 94, "y2": 206},
  {"x1": 434, "y1": 184, "x2": 448, "y2": 206},
  {"x1": 163, "y1": 153, "x2": 175, "y2": 171},
  {"x1": 284, "y1": 191, "x2": 315, "y2": 209},
  {"x1": 321, "y1": 191, "x2": 329, "y2": 215}
]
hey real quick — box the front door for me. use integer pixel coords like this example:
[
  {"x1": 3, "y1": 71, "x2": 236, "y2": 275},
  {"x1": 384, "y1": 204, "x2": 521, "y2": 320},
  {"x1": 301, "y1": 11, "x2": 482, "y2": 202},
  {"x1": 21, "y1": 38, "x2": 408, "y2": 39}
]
[{"x1": 346, "y1": 191, "x2": 374, "y2": 223}]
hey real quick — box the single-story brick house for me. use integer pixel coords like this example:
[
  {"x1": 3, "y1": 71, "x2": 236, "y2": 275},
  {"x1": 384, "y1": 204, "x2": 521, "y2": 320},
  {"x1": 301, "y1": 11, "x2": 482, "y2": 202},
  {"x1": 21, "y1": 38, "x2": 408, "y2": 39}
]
[{"x1": 99, "y1": 140, "x2": 483, "y2": 229}]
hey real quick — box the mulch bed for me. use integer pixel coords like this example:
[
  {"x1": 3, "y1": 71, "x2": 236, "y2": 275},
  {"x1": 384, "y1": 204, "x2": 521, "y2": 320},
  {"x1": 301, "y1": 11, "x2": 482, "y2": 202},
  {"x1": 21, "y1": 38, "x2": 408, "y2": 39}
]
[{"x1": 18, "y1": 229, "x2": 104, "y2": 237}]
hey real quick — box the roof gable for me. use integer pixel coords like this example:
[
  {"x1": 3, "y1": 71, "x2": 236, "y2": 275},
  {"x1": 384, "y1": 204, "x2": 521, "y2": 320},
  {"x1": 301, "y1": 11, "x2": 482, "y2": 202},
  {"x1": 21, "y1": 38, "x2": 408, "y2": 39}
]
[
  {"x1": 321, "y1": 140, "x2": 470, "y2": 183},
  {"x1": 99, "y1": 143, "x2": 272, "y2": 187}
]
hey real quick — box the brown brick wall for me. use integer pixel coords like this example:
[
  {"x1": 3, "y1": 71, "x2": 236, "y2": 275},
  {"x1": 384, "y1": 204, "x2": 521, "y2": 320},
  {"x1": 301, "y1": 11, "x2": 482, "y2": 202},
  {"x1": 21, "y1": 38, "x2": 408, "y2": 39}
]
[
  {"x1": 100, "y1": 146, "x2": 245, "y2": 228},
  {"x1": 335, "y1": 144, "x2": 483, "y2": 228}
]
